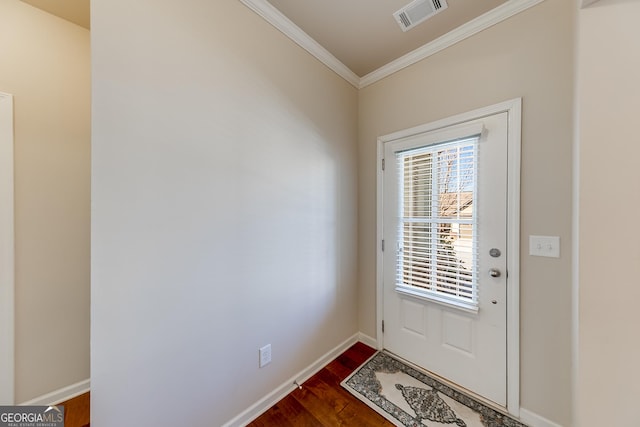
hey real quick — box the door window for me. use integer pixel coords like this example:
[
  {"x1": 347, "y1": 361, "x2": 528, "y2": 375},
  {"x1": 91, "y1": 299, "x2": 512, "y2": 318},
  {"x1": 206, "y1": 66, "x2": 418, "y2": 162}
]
[{"x1": 396, "y1": 136, "x2": 478, "y2": 307}]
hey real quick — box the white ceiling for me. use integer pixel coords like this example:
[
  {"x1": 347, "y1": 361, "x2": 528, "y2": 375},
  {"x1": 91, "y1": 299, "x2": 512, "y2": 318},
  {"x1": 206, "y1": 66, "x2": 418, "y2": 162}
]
[{"x1": 267, "y1": 0, "x2": 508, "y2": 77}]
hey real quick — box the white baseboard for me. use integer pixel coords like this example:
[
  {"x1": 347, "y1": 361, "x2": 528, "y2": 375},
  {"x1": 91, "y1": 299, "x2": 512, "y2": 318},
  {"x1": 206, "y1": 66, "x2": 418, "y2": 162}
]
[
  {"x1": 20, "y1": 379, "x2": 90, "y2": 406},
  {"x1": 519, "y1": 408, "x2": 564, "y2": 427},
  {"x1": 358, "y1": 332, "x2": 378, "y2": 349},
  {"x1": 222, "y1": 333, "x2": 361, "y2": 427}
]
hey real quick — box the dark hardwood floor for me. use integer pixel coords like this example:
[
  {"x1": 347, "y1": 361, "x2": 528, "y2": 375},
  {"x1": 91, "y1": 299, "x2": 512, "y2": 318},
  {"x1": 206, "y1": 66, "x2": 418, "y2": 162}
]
[
  {"x1": 58, "y1": 342, "x2": 389, "y2": 426},
  {"x1": 59, "y1": 391, "x2": 90, "y2": 427},
  {"x1": 249, "y1": 342, "x2": 394, "y2": 426}
]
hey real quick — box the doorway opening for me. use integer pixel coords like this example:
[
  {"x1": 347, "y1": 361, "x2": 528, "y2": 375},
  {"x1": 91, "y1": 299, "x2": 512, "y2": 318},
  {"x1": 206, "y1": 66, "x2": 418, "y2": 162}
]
[{"x1": 376, "y1": 98, "x2": 521, "y2": 415}]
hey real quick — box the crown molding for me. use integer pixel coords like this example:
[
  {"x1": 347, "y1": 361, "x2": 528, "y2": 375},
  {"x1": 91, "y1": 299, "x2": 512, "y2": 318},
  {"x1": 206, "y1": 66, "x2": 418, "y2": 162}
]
[
  {"x1": 239, "y1": 0, "x2": 361, "y2": 88},
  {"x1": 580, "y1": 0, "x2": 601, "y2": 7},
  {"x1": 360, "y1": 0, "x2": 546, "y2": 88},
  {"x1": 239, "y1": 0, "x2": 546, "y2": 89}
]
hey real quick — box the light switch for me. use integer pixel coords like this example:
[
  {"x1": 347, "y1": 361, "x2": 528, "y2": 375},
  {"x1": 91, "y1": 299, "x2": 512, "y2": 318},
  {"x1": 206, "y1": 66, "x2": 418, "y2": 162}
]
[{"x1": 529, "y1": 235, "x2": 560, "y2": 258}]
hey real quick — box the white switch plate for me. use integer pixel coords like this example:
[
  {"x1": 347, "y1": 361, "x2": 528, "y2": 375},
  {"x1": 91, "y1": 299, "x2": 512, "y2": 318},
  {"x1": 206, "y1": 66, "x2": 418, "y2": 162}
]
[{"x1": 529, "y1": 235, "x2": 560, "y2": 258}]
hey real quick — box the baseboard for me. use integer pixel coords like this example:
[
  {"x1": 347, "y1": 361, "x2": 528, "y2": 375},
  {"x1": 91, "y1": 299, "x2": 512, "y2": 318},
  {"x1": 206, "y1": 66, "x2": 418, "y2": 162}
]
[
  {"x1": 20, "y1": 379, "x2": 90, "y2": 406},
  {"x1": 358, "y1": 332, "x2": 378, "y2": 349},
  {"x1": 519, "y1": 408, "x2": 564, "y2": 427},
  {"x1": 222, "y1": 333, "x2": 360, "y2": 427}
]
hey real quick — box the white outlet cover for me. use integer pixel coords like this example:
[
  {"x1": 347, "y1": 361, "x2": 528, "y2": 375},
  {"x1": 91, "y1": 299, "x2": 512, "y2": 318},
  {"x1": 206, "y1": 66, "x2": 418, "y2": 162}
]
[
  {"x1": 529, "y1": 235, "x2": 560, "y2": 258},
  {"x1": 259, "y1": 344, "x2": 272, "y2": 368}
]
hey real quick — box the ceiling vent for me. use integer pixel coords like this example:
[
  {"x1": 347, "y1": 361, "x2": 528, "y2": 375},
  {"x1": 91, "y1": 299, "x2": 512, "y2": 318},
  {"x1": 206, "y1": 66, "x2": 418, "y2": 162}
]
[{"x1": 393, "y1": 0, "x2": 448, "y2": 32}]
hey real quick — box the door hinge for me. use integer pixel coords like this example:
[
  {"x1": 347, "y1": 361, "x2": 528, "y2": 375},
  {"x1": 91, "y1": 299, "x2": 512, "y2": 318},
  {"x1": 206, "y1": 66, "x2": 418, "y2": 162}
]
[
  {"x1": 382, "y1": 320, "x2": 385, "y2": 333},
  {"x1": 381, "y1": 239, "x2": 385, "y2": 251},
  {"x1": 382, "y1": 158, "x2": 385, "y2": 171}
]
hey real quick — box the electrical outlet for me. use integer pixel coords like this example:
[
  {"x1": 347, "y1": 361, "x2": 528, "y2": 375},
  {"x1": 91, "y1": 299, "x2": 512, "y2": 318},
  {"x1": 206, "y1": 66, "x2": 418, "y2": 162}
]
[
  {"x1": 529, "y1": 235, "x2": 560, "y2": 258},
  {"x1": 259, "y1": 344, "x2": 272, "y2": 368}
]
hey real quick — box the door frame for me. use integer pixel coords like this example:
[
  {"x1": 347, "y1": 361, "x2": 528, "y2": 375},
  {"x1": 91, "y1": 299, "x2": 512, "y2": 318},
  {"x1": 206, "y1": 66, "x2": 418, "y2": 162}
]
[
  {"x1": 0, "y1": 92, "x2": 14, "y2": 404},
  {"x1": 376, "y1": 98, "x2": 521, "y2": 416}
]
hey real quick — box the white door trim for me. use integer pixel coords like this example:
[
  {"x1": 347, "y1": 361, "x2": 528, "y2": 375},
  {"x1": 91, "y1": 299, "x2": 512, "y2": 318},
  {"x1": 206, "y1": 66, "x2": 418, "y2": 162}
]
[
  {"x1": 376, "y1": 98, "x2": 521, "y2": 416},
  {"x1": 0, "y1": 92, "x2": 14, "y2": 405}
]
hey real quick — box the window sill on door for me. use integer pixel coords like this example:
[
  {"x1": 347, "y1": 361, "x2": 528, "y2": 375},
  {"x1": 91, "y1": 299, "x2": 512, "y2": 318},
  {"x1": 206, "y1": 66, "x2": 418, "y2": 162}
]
[{"x1": 395, "y1": 285, "x2": 479, "y2": 314}]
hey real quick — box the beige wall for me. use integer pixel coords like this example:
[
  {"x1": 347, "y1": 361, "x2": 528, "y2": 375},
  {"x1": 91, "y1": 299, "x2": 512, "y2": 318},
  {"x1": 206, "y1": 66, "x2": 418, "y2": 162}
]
[
  {"x1": 577, "y1": 0, "x2": 640, "y2": 425},
  {"x1": 358, "y1": 0, "x2": 575, "y2": 424},
  {"x1": 0, "y1": 1, "x2": 91, "y2": 403},
  {"x1": 91, "y1": 0, "x2": 358, "y2": 425}
]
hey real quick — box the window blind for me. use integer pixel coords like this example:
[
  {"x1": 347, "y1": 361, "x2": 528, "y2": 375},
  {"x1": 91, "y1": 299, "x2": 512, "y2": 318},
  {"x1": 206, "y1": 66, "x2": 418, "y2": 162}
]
[{"x1": 396, "y1": 137, "x2": 479, "y2": 304}]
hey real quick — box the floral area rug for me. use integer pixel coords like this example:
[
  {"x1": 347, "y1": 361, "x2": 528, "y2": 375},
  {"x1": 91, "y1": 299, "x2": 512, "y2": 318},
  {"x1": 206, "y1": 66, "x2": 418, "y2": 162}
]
[{"x1": 341, "y1": 351, "x2": 527, "y2": 427}]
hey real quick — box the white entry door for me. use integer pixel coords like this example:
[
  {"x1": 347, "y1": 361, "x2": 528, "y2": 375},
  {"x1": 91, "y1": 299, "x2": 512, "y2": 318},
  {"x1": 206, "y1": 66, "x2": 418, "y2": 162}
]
[{"x1": 382, "y1": 109, "x2": 512, "y2": 407}]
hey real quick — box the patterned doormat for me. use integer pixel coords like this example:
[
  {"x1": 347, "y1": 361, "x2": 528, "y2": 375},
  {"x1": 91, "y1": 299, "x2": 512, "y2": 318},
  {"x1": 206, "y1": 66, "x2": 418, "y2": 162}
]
[{"x1": 341, "y1": 351, "x2": 527, "y2": 427}]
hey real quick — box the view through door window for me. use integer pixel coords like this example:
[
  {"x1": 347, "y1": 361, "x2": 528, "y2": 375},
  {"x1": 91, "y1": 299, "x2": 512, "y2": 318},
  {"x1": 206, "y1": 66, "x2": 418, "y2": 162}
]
[{"x1": 396, "y1": 137, "x2": 478, "y2": 305}]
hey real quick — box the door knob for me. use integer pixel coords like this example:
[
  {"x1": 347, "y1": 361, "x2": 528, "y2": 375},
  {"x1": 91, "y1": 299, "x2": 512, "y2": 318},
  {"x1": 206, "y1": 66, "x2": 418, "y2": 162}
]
[{"x1": 489, "y1": 268, "x2": 501, "y2": 278}]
